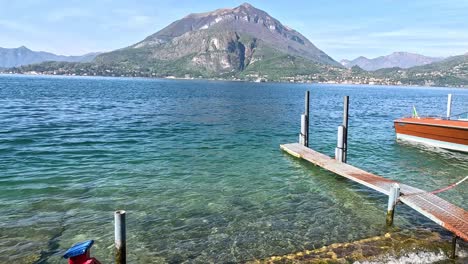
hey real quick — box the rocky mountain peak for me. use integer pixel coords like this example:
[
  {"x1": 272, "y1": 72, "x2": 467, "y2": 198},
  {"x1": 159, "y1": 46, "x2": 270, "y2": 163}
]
[
  {"x1": 233, "y1": 2, "x2": 263, "y2": 14},
  {"x1": 138, "y1": 3, "x2": 292, "y2": 47},
  {"x1": 391, "y1": 51, "x2": 408, "y2": 55},
  {"x1": 240, "y1": 2, "x2": 254, "y2": 8},
  {"x1": 97, "y1": 2, "x2": 340, "y2": 75},
  {"x1": 17, "y1": 46, "x2": 30, "y2": 51},
  {"x1": 182, "y1": 3, "x2": 258, "y2": 19},
  {"x1": 341, "y1": 52, "x2": 444, "y2": 71}
]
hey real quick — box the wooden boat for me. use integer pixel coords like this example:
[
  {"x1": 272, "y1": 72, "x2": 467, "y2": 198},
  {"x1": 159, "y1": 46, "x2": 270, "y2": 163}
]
[
  {"x1": 394, "y1": 94, "x2": 468, "y2": 153},
  {"x1": 394, "y1": 117, "x2": 468, "y2": 152}
]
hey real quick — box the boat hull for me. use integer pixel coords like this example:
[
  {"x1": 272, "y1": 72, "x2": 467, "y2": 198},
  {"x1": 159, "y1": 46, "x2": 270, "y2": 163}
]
[{"x1": 394, "y1": 118, "x2": 468, "y2": 153}]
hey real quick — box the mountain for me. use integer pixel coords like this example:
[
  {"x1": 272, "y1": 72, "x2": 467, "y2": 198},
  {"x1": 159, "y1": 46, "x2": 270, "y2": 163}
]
[
  {"x1": 340, "y1": 52, "x2": 444, "y2": 71},
  {"x1": 373, "y1": 54, "x2": 467, "y2": 86},
  {"x1": 0, "y1": 46, "x2": 100, "y2": 68},
  {"x1": 7, "y1": 4, "x2": 465, "y2": 87},
  {"x1": 94, "y1": 3, "x2": 341, "y2": 78}
]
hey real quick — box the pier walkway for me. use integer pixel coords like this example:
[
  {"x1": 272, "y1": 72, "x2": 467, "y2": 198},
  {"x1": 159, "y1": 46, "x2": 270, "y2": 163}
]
[{"x1": 280, "y1": 142, "x2": 468, "y2": 241}]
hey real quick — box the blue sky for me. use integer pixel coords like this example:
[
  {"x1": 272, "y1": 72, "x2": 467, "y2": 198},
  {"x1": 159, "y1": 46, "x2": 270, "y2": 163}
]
[{"x1": 1, "y1": 0, "x2": 467, "y2": 60}]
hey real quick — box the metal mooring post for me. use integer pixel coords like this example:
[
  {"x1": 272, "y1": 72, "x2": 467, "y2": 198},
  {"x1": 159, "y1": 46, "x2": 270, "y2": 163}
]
[
  {"x1": 335, "y1": 125, "x2": 345, "y2": 162},
  {"x1": 300, "y1": 114, "x2": 306, "y2": 145},
  {"x1": 299, "y1": 91, "x2": 310, "y2": 146},
  {"x1": 115, "y1": 210, "x2": 126, "y2": 264},
  {"x1": 342, "y1": 96, "x2": 349, "y2": 162},
  {"x1": 451, "y1": 235, "x2": 458, "y2": 259},
  {"x1": 447, "y1": 94, "x2": 452, "y2": 119},
  {"x1": 305, "y1": 91, "x2": 310, "y2": 147},
  {"x1": 386, "y1": 183, "x2": 400, "y2": 226}
]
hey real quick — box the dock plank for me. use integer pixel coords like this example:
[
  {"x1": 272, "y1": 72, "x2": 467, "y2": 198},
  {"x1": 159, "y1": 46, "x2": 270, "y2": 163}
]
[{"x1": 280, "y1": 142, "x2": 468, "y2": 241}]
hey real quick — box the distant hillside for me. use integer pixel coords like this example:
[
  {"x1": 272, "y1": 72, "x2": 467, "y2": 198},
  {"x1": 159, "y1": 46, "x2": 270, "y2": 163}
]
[
  {"x1": 10, "y1": 53, "x2": 467, "y2": 87},
  {"x1": 373, "y1": 54, "x2": 467, "y2": 86},
  {"x1": 0, "y1": 46, "x2": 100, "y2": 68},
  {"x1": 341, "y1": 52, "x2": 444, "y2": 71}
]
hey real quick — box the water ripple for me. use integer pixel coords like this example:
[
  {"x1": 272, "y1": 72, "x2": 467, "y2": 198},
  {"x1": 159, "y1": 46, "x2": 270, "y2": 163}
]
[{"x1": 0, "y1": 75, "x2": 467, "y2": 263}]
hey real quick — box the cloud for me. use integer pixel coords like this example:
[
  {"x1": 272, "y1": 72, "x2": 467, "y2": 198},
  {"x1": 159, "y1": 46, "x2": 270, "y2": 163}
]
[
  {"x1": 370, "y1": 30, "x2": 410, "y2": 37},
  {"x1": 370, "y1": 28, "x2": 468, "y2": 40},
  {"x1": 127, "y1": 15, "x2": 153, "y2": 28},
  {"x1": 98, "y1": 9, "x2": 157, "y2": 31},
  {"x1": 0, "y1": 19, "x2": 21, "y2": 30},
  {"x1": 0, "y1": 19, "x2": 42, "y2": 35},
  {"x1": 46, "y1": 7, "x2": 91, "y2": 22}
]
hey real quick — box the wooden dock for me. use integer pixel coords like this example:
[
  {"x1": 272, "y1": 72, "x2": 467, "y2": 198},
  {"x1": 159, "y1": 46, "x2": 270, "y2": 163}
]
[{"x1": 280, "y1": 143, "x2": 468, "y2": 242}]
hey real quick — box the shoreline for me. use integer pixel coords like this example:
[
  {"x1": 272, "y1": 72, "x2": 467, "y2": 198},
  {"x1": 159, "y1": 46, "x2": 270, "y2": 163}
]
[
  {"x1": 249, "y1": 229, "x2": 468, "y2": 263},
  {"x1": 0, "y1": 72, "x2": 466, "y2": 89}
]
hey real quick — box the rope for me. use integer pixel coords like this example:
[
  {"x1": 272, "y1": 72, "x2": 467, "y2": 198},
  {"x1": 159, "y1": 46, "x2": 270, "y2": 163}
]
[
  {"x1": 429, "y1": 176, "x2": 468, "y2": 195},
  {"x1": 404, "y1": 176, "x2": 468, "y2": 196}
]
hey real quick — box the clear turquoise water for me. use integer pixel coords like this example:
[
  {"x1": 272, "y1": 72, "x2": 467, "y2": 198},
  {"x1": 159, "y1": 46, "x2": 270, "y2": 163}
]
[{"x1": 0, "y1": 75, "x2": 467, "y2": 263}]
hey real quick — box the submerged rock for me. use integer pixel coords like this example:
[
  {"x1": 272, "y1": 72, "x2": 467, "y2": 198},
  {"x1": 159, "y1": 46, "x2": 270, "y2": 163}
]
[{"x1": 248, "y1": 229, "x2": 467, "y2": 263}]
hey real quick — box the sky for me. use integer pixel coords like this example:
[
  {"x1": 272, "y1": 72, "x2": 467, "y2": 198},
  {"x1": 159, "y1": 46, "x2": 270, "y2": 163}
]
[{"x1": 1, "y1": 0, "x2": 467, "y2": 60}]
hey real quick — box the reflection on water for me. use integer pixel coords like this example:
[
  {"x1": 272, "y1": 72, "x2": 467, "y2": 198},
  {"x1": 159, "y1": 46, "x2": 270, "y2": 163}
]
[{"x1": 0, "y1": 75, "x2": 467, "y2": 263}]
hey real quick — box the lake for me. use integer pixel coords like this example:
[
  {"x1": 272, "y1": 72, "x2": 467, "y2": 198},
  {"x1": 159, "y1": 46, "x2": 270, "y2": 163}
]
[{"x1": 0, "y1": 75, "x2": 467, "y2": 263}]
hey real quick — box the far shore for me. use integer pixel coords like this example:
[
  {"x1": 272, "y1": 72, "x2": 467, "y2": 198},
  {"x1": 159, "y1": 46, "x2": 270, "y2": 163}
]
[{"x1": 0, "y1": 72, "x2": 466, "y2": 89}]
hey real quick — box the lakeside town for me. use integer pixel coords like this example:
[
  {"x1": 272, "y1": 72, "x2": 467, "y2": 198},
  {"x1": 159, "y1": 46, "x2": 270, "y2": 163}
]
[{"x1": 3, "y1": 62, "x2": 466, "y2": 88}]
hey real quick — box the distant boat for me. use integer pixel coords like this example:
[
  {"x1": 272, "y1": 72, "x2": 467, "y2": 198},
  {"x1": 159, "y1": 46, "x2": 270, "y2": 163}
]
[{"x1": 394, "y1": 94, "x2": 468, "y2": 153}]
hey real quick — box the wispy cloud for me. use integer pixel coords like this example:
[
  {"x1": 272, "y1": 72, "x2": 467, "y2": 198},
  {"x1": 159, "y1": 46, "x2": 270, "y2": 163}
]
[
  {"x1": 127, "y1": 15, "x2": 153, "y2": 28},
  {"x1": 0, "y1": 18, "x2": 48, "y2": 38},
  {"x1": 0, "y1": 19, "x2": 33, "y2": 32},
  {"x1": 89, "y1": 8, "x2": 159, "y2": 31},
  {"x1": 46, "y1": 7, "x2": 92, "y2": 22},
  {"x1": 370, "y1": 28, "x2": 468, "y2": 40}
]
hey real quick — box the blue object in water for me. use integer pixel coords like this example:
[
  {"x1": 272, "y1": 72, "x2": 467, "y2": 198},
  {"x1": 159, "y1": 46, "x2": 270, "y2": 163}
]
[{"x1": 63, "y1": 240, "x2": 94, "y2": 259}]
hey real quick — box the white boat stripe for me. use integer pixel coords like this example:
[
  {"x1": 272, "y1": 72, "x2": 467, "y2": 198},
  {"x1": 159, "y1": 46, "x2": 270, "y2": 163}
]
[{"x1": 396, "y1": 133, "x2": 468, "y2": 153}]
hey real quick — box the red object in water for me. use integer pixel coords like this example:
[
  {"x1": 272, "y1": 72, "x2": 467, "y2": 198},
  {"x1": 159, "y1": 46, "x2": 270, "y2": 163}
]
[
  {"x1": 68, "y1": 250, "x2": 102, "y2": 264},
  {"x1": 63, "y1": 240, "x2": 102, "y2": 264}
]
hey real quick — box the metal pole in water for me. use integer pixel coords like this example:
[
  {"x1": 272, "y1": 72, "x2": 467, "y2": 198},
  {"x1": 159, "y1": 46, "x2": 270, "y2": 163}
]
[
  {"x1": 305, "y1": 91, "x2": 310, "y2": 147},
  {"x1": 450, "y1": 235, "x2": 458, "y2": 259},
  {"x1": 386, "y1": 184, "x2": 400, "y2": 226},
  {"x1": 115, "y1": 210, "x2": 126, "y2": 264},
  {"x1": 300, "y1": 114, "x2": 307, "y2": 146},
  {"x1": 447, "y1": 94, "x2": 452, "y2": 119},
  {"x1": 342, "y1": 96, "x2": 349, "y2": 163},
  {"x1": 335, "y1": 125, "x2": 345, "y2": 162}
]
